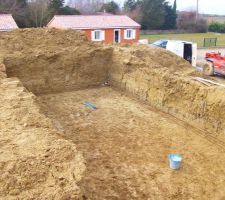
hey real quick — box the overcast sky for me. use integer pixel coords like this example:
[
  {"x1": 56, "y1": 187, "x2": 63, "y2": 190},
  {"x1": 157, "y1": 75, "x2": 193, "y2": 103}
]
[{"x1": 116, "y1": 0, "x2": 224, "y2": 15}]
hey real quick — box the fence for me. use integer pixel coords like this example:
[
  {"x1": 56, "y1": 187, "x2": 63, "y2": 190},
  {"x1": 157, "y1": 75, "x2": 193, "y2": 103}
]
[
  {"x1": 203, "y1": 38, "x2": 217, "y2": 47},
  {"x1": 140, "y1": 33, "x2": 225, "y2": 48}
]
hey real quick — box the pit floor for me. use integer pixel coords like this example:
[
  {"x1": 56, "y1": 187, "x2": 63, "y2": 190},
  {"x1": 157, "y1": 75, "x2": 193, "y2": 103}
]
[{"x1": 39, "y1": 87, "x2": 225, "y2": 200}]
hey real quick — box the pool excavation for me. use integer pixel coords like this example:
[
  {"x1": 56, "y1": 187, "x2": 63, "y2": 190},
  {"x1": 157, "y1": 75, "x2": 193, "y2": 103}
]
[{"x1": 0, "y1": 29, "x2": 225, "y2": 199}]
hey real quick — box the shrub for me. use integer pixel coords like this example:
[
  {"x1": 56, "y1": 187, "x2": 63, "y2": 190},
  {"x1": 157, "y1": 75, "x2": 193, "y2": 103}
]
[{"x1": 209, "y1": 21, "x2": 225, "y2": 33}]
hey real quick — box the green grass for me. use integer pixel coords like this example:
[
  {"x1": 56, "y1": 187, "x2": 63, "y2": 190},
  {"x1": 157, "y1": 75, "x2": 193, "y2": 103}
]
[{"x1": 140, "y1": 32, "x2": 225, "y2": 48}]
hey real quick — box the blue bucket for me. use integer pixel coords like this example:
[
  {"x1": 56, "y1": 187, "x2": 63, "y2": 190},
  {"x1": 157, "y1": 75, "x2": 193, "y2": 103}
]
[{"x1": 168, "y1": 154, "x2": 182, "y2": 170}]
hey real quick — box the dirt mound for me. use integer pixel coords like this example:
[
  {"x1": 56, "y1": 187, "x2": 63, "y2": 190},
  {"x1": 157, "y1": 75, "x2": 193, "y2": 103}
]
[
  {"x1": 1, "y1": 29, "x2": 112, "y2": 94},
  {"x1": 0, "y1": 28, "x2": 87, "y2": 52},
  {"x1": 114, "y1": 44, "x2": 193, "y2": 73},
  {"x1": 0, "y1": 28, "x2": 192, "y2": 73},
  {"x1": 1, "y1": 28, "x2": 194, "y2": 95},
  {"x1": 0, "y1": 78, "x2": 85, "y2": 199}
]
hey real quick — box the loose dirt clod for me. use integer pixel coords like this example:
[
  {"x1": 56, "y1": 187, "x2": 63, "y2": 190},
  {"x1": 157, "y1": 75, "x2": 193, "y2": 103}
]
[{"x1": 0, "y1": 28, "x2": 225, "y2": 199}]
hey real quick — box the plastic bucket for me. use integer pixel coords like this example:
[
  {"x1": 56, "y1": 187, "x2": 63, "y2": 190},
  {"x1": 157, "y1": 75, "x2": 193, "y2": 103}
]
[{"x1": 168, "y1": 154, "x2": 182, "y2": 170}]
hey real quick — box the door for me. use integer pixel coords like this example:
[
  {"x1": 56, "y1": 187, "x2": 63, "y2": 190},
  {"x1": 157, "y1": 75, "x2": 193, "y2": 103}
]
[
  {"x1": 184, "y1": 43, "x2": 193, "y2": 64},
  {"x1": 114, "y1": 29, "x2": 121, "y2": 43}
]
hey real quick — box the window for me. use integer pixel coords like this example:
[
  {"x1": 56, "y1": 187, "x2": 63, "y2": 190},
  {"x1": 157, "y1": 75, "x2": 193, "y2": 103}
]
[
  {"x1": 124, "y1": 29, "x2": 136, "y2": 40},
  {"x1": 126, "y1": 30, "x2": 132, "y2": 39},
  {"x1": 160, "y1": 41, "x2": 168, "y2": 48},
  {"x1": 152, "y1": 40, "x2": 168, "y2": 49},
  {"x1": 94, "y1": 30, "x2": 101, "y2": 40},
  {"x1": 91, "y1": 30, "x2": 105, "y2": 41}
]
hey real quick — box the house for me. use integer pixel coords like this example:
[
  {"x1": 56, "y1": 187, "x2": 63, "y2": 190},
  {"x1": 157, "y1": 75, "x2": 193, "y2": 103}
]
[
  {"x1": 47, "y1": 15, "x2": 141, "y2": 44},
  {"x1": 0, "y1": 14, "x2": 18, "y2": 32}
]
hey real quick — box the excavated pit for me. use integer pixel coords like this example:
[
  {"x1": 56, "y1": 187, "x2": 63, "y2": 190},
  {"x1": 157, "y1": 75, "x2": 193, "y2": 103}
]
[
  {"x1": 39, "y1": 87, "x2": 225, "y2": 200},
  {"x1": 0, "y1": 29, "x2": 225, "y2": 199}
]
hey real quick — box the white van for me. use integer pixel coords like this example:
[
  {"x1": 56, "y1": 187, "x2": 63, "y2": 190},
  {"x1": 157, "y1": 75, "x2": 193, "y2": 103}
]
[{"x1": 152, "y1": 40, "x2": 197, "y2": 67}]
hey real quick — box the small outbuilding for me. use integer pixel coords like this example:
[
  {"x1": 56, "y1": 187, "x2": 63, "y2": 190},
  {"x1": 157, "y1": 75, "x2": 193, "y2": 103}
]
[
  {"x1": 0, "y1": 14, "x2": 18, "y2": 32},
  {"x1": 47, "y1": 15, "x2": 141, "y2": 44}
]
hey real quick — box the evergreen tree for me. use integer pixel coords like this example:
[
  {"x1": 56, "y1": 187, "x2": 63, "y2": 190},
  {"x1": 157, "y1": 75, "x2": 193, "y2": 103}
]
[
  {"x1": 100, "y1": 1, "x2": 119, "y2": 14},
  {"x1": 49, "y1": 0, "x2": 64, "y2": 13},
  {"x1": 172, "y1": 0, "x2": 177, "y2": 28},
  {"x1": 58, "y1": 6, "x2": 80, "y2": 15},
  {"x1": 124, "y1": 0, "x2": 138, "y2": 11},
  {"x1": 162, "y1": 1, "x2": 177, "y2": 29},
  {"x1": 141, "y1": 0, "x2": 166, "y2": 30},
  {"x1": 173, "y1": 0, "x2": 177, "y2": 12}
]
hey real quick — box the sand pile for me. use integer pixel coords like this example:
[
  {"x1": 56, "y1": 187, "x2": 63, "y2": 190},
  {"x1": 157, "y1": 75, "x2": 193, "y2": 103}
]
[
  {"x1": 0, "y1": 28, "x2": 87, "y2": 51},
  {"x1": 0, "y1": 29, "x2": 195, "y2": 95},
  {"x1": 0, "y1": 78, "x2": 85, "y2": 199}
]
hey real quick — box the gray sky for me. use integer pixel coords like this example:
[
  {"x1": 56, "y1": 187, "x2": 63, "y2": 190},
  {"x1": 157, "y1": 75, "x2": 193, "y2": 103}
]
[{"x1": 116, "y1": 0, "x2": 225, "y2": 15}]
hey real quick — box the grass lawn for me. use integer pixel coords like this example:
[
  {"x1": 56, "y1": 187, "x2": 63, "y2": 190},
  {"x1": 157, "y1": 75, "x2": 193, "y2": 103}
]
[{"x1": 140, "y1": 32, "x2": 225, "y2": 48}]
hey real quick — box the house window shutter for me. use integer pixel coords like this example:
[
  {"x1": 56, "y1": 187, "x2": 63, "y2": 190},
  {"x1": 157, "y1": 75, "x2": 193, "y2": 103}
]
[
  {"x1": 132, "y1": 30, "x2": 136, "y2": 39},
  {"x1": 91, "y1": 31, "x2": 95, "y2": 41},
  {"x1": 101, "y1": 30, "x2": 105, "y2": 41},
  {"x1": 124, "y1": 30, "x2": 127, "y2": 39}
]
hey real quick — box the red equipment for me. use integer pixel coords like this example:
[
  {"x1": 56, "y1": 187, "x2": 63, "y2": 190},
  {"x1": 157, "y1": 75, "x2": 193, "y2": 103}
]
[{"x1": 203, "y1": 52, "x2": 225, "y2": 76}]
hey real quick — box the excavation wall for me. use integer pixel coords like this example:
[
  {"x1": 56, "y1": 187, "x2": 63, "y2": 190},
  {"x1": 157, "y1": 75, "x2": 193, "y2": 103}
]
[
  {"x1": 1, "y1": 29, "x2": 112, "y2": 94},
  {"x1": 110, "y1": 46, "x2": 225, "y2": 137},
  {"x1": 0, "y1": 29, "x2": 87, "y2": 199},
  {"x1": 4, "y1": 47, "x2": 112, "y2": 94}
]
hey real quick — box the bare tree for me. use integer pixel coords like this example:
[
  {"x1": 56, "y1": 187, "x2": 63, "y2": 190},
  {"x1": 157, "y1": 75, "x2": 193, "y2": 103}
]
[
  {"x1": 0, "y1": 0, "x2": 29, "y2": 27},
  {"x1": 177, "y1": 11, "x2": 208, "y2": 33},
  {"x1": 67, "y1": 0, "x2": 107, "y2": 14},
  {"x1": 27, "y1": 0, "x2": 50, "y2": 27},
  {"x1": 123, "y1": 6, "x2": 142, "y2": 24},
  {"x1": 0, "y1": 0, "x2": 25, "y2": 14}
]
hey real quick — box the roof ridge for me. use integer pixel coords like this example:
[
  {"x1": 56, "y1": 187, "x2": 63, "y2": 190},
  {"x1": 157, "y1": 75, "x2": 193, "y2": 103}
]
[
  {"x1": 54, "y1": 15, "x2": 128, "y2": 17},
  {"x1": 0, "y1": 14, "x2": 13, "y2": 16},
  {"x1": 48, "y1": 15, "x2": 141, "y2": 28}
]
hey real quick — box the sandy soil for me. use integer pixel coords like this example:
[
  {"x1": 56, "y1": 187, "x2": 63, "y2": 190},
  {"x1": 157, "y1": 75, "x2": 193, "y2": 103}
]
[
  {"x1": 1, "y1": 29, "x2": 225, "y2": 199},
  {"x1": 39, "y1": 87, "x2": 225, "y2": 200},
  {"x1": 0, "y1": 78, "x2": 85, "y2": 199}
]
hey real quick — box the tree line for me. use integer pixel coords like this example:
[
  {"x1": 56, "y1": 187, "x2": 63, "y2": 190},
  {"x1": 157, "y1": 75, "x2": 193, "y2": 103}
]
[
  {"x1": 209, "y1": 21, "x2": 225, "y2": 33},
  {"x1": 0, "y1": 0, "x2": 79, "y2": 27},
  {"x1": 1, "y1": 0, "x2": 210, "y2": 33},
  {"x1": 124, "y1": 0, "x2": 177, "y2": 30},
  {"x1": 0, "y1": 0, "x2": 177, "y2": 29}
]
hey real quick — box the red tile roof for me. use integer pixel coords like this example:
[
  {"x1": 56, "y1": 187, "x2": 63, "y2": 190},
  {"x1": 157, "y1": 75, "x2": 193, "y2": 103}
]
[
  {"x1": 0, "y1": 14, "x2": 18, "y2": 31},
  {"x1": 47, "y1": 15, "x2": 141, "y2": 29}
]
